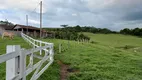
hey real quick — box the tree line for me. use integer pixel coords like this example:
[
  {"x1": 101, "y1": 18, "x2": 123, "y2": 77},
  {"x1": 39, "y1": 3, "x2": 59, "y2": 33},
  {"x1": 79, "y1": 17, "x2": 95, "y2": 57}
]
[
  {"x1": 49, "y1": 26, "x2": 90, "y2": 42},
  {"x1": 46, "y1": 25, "x2": 142, "y2": 38},
  {"x1": 44, "y1": 25, "x2": 118, "y2": 42},
  {"x1": 46, "y1": 25, "x2": 117, "y2": 34},
  {"x1": 120, "y1": 28, "x2": 142, "y2": 37},
  {"x1": 1, "y1": 20, "x2": 142, "y2": 39}
]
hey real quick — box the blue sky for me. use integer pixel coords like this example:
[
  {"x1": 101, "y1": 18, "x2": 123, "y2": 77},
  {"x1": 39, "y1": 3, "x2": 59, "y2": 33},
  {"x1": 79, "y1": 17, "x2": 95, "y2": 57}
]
[{"x1": 0, "y1": 0, "x2": 142, "y2": 31}]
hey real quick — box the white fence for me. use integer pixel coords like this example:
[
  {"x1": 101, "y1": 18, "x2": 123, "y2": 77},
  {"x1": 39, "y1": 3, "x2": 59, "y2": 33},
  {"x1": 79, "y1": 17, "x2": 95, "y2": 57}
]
[{"x1": 0, "y1": 33, "x2": 54, "y2": 80}]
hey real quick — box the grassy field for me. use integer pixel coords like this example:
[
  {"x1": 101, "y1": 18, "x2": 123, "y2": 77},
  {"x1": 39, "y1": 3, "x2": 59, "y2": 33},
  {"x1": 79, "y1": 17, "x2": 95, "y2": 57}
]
[
  {"x1": 0, "y1": 33, "x2": 142, "y2": 80},
  {"x1": 0, "y1": 37, "x2": 59, "y2": 80},
  {"x1": 84, "y1": 32, "x2": 142, "y2": 47},
  {"x1": 0, "y1": 37, "x2": 31, "y2": 80},
  {"x1": 84, "y1": 32, "x2": 142, "y2": 53}
]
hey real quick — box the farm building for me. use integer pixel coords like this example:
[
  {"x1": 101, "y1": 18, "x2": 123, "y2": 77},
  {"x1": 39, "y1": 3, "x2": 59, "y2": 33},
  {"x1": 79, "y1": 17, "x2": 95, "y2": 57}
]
[
  {"x1": 13, "y1": 24, "x2": 53, "y2": 37},
  {"x1": 14, "y1": 24, "x2": 41, "y2": 37},
  {"x1": 0, "y1": 24, "x2": 54, "y2": 38}
]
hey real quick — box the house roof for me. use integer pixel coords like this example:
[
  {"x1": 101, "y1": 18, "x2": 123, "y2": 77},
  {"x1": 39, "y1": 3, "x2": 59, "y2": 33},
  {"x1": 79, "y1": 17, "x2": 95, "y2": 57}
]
[
  {"x1": 14, "y1": 24, "x2": 40, "y2": 30},
  {"x1": 0, "y1": 24, "x2": 15, "y2": 30},
  {"x1": 14, "y1": 24, "x2": 48, "y2": 32}
]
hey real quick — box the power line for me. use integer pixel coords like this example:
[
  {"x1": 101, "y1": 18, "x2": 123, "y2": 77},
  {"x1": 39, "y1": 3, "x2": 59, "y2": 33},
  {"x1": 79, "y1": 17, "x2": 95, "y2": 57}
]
[
  {"x1": 27, "y1": 1, "x2": 40, "y2": 26},
  {"x1": 30, "y1": 2, "x2": 40, "y2": 14},
  {"x1": 27, "y1": 1, "x2": 43, "y2": 39},
  {"x1": 0, "y1": 11, "x2": 8, "y2": 21}
]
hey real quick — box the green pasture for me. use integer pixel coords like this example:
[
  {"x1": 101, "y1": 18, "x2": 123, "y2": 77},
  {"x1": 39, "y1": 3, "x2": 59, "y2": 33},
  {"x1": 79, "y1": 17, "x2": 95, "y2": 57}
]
[{"x1": 0, "y1": 33, "x2": 142, "y2": 80}]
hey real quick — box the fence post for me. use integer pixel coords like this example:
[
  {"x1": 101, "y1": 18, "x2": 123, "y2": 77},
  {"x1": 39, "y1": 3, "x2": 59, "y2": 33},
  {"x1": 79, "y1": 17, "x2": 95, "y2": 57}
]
[
  {"x1": 68, "y1": 40, "x2": 70, "y2": 49},
  {"x1": 40, "y1": 42, "x2": 42, "y2": 55},
  {"x1": 50, "y1": 44, "x2": 54, "y2": 61},
  {"x1": 19, "y1": 46, "x2": 26, "y2": 80},
  {"x1": 59, "y1": 43, "x2": 62, "y2": 53},
  {"x1": 6, "y1": 45, "x2": 20, "y2": 80}
]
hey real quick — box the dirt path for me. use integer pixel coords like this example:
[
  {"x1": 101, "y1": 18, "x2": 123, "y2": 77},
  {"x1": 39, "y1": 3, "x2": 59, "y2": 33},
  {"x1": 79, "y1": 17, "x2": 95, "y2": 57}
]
[{"x1": 58, "y1": 61, "x2": 69, "y2": 80}]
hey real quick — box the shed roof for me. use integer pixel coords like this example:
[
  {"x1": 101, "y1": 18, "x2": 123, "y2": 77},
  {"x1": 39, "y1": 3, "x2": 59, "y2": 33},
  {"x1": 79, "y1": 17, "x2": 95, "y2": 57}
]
[
  {"x1": 14, "y1": 24, "x2": 40, "y2": 30},
  {"x1": 14, "y1": 24, "x2": 48, "y2": 33},
  {"x1": 0, "y1": 24, "x2": 15, "y2": 30}
]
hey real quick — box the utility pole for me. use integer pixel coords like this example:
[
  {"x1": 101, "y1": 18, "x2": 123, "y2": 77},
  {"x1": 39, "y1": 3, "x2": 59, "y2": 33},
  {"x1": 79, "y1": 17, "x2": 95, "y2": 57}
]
[
  {"x1": 40, "y1": 1, "x2": 42, "y2": 38},
  {"x1": 26, "y1": 15, "x2": 28, "y2": 34}
]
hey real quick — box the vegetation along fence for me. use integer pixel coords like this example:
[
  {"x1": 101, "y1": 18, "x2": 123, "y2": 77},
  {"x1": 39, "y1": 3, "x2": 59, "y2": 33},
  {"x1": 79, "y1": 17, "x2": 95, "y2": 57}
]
[{"x1": 0, "y1": 32, "x2": 54, "y2": 80}]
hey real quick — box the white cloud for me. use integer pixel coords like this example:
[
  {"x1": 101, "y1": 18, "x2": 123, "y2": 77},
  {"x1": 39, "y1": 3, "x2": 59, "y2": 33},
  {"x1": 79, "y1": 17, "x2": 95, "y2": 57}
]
[
  {"x1": 29, "y1": 19, "x2": 40, "y2": 24},
  {"x1": 83, "y1": 0, "x2": 114, "y2": 10},
  {"x1": 0, "y1": 0, "x2": 47, "y2": 13},
  {"x1": 0, "y1": 0, "x2": 142, "y2": 30},
  {"x1": 72, "y1": 13, "x2": 77, "y2": 16}
]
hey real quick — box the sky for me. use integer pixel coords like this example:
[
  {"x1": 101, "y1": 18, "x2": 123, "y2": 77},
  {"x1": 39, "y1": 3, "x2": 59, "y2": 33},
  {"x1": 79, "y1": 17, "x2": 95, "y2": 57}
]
[{"x1": 0, "y1": 0, "x2": 142, "y2": 31}]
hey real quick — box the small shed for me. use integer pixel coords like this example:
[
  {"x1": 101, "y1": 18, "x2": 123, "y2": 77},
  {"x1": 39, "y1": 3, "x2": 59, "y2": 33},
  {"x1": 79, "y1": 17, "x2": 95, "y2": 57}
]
[{"x1": 14, "y1": 24, "x2": 51, "y2": 37}]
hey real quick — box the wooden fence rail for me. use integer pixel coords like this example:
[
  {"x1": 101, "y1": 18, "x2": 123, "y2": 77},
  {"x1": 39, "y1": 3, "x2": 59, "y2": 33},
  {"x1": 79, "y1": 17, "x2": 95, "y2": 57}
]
[{"x1": 0, "y1": 32, "x2": 54, "y2": 80}]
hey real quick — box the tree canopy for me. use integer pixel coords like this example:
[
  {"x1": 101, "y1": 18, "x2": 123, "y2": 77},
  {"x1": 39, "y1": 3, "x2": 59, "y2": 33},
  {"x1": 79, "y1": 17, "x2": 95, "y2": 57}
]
[
  {"x1": 120, "y1": 28, "x2": 142, "y2": 37},
  {"x1": 0, "y1": 20, "x2": 14, "y2": 26}
]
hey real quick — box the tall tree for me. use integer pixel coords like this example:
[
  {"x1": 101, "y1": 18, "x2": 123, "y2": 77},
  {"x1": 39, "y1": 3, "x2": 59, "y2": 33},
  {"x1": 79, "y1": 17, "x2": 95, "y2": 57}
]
[{"x1": 60, "y1": 25, "x2": 68, "y2": 28}]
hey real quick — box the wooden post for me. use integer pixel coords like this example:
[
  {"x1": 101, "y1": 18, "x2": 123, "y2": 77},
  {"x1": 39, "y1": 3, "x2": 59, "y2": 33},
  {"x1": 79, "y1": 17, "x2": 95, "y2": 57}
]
[
  {"x1": 59, "y1": 43, "x2": 62, "y2": 53},
  {"x1": 68, "y1": 40, "x2": 69, "y2": 49},
  {"x1": 40, "y1": 42, "x2": 42, "y2": 55},
  {"x1": 49, "y1": 44, "x2": 54, "y2": 61},
  {"x1": 6, "y1": 45, "x2": 20, "y2": 80},
  {"x1": 22, "y1": 28, "x2": 23, "y2": 32},
  {"x1": 19, "y1": 46, "x2": 26, "y2": 80}
]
